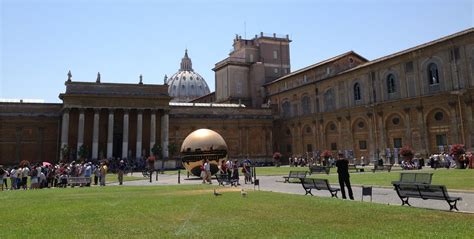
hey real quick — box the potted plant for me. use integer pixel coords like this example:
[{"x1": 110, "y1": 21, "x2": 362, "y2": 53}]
[
  {"x1": 150, "y1": 143, "x2": 162, "y2": 171},
  {"x1": 273, "y1": 152, "x2": 281, "y2": 167},
  {"x1": 400, "y1": 145, "x2": 414, "y2": 162},
  {"x1": 450, "y1": 144, "x2": 465, "y2": 169},
  {"x1": 78, "y1": 144, "x2": 89, "y2": 162},
  {"x1": 321, "y1": 150, "x2": 332, "y2": 166}
]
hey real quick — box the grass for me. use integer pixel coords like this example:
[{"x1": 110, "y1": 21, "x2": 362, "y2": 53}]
[
  {"x1": 0, "y1": 185, "x2": 472, "y2": 238},
  {"x1": 256, "y1": 166, "x2": 474, "y2": 191}
]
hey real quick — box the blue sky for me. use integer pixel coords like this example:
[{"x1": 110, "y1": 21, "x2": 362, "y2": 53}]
[{"x1": 1, "y1": 0, "x2": 472, "y2": 103}]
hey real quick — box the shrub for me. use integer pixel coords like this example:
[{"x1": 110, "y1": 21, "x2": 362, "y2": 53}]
[
  {"x1": 321, "y1": 150, "x2": 332, "y2": 159},
  {"x1": 400, "y1": 146, "x2": 414, "y2": 160},
  {"x1": 273, "y1": 152, "x2": 281, "y2": 160},
  {"x1": 450, "y1": 144, "x2": 465, "y2": 157}
]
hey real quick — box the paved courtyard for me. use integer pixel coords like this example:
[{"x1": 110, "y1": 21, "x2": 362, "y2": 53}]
[{"x1": 109, "y1": 171, "x2": 474, "y2": 213}]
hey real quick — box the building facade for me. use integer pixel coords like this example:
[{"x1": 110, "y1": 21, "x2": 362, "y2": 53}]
[
  {"x1": 266, "y1": 28, "x2": 474, "y2": 164},
  {"x1": 1, "y1": 28, "x2": 473, "y2": 166}
]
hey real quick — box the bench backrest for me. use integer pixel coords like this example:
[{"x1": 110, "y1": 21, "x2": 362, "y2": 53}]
[
  {"x1": 313, "y1": 179, "x2": 330, "y2": 190},
  {"x1": 301, "y1": 178, "x2": 315, "y2": 188},
  {"x1": 289, "y1": 171, "x2": 307, "y2": 178},
  {"x1": 395, "y1": 183, "x2": 420, "y2": 197},
  {"x1": 399, "y1": 173, "x2": 433, "y2": 184}
]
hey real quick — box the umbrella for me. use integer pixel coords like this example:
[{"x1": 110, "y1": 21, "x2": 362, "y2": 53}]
[{"x1": 42, "y1": 162, "x2": 52, "y2": 167}]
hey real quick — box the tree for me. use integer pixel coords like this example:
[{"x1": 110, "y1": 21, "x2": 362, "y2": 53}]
[
  {"x1": 450, "y1": 144, "x2": 465, "y2": 169},
  {"x1": 61, "y1": 144, "x2": 70, "y2": 162},
  {"x1": 151, "y1": 143, "x2": 162, "y2": 158},
  {"x1": 168, "y1": 143, "x2": 178, "y2": 159},
  {"x1": 78, "y1": 145, "x2": 89, "y2": 161}
]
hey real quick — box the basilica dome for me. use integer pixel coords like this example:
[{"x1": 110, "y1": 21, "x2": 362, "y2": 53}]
[{"x1": 166, "y1": 50, "x2": 210, "y2": 102}]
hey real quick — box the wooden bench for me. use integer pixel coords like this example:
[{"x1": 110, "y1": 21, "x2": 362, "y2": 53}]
[
  {"x1": 283, "y1": 171, "x2": 308, "y2": 183},
  {"x1": 348, "y1": 164, "x2": 364, "y2": 173},
  {"x1": 393, "y1": 183, "x2": 462, "y2": 211},
  {"x1": 308, "y1": 165, "x2": 330, "y2": 175},
  {"x1": 216, "y1": 174, "x2": 238, "y2": 187},
  {"x1": 372, "y1": 164, "x2": 392, "y2": 173},
  {"x1": 300, "y1": 178, "x2": 340, "y2": 198},
  {"x1": 68, "y1": 177, "x2": 91, "y2": 187},
  {"x1": 391, "y1": 172, "x2": 433, "y2": 185}
]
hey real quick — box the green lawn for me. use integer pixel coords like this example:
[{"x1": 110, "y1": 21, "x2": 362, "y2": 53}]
[
  {"x1": 0, "y1": 185, "x2": 472, "y2": 238},
  {"x1": 257, "y1": 166, "x2": 474, "y2": 191}
]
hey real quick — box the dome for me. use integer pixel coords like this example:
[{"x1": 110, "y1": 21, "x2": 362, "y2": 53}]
[{"x1": 167, "y1": 50, "x2": 210, "y2": 102}]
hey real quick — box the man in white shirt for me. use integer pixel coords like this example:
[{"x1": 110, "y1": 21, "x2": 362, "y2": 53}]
[
  {"x1": 10, "y1": 167, "x2": 17, "y2": 190},
  {"x1": 204, "y1": 159, "x2": 212, "y2": 184},
  {"x1": 22, "y1": 166, "x2": 30, "y2": 190}
]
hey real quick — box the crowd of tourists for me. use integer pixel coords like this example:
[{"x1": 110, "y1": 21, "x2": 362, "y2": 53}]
[
  {"x1": 199, "y1": 159, "x2": 253, "y2": 185},
  {"x1": 0, "y1": 160, "x2": 114, "y2": 191}
]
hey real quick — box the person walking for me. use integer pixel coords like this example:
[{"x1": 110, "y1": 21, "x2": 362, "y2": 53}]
[
  {"x1": 336, "y1": 153, "x2": 354, "y2": 200},
  {"x1": 232, "y1": 160, "x2": 240, "y2": 186},
  {"x1": 100, "y1": 162, "x2": 108, "y2": 186},
  {"x1": 0, "y1": 166, "x2": 6, "y2": 191},
  {"x1": 204, "y1": 159, "x2": 212, "y2": 184},
  {"x1": 10, "y1": 167, "x2": 18, "y2": 190},
  {"x1": 117, "y1": 160, "x2": 125, "y2": 185}
]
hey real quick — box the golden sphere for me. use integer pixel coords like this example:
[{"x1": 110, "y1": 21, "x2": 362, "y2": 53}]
[{"x1": 181, "y1": 129, "x2": 228, "y2": 176}]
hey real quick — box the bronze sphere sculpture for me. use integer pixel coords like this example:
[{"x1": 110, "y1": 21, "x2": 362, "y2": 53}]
[{"x1": 180, "y1": 128, "x2": 228, "y2": 176}]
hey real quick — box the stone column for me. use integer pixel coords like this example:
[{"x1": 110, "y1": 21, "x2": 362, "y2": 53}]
[
  {"x1": 403, "y1": 107, "x2": 412, "y2": 146},
  {"x1": 311, "y1": 120, "x2": 317, "y2": 152},
  {"x1": 318, "y1": 119, "x2": 324, "y2": 149},
  {"x1": 122, "y1": 109, "x2": 129, "y2": 159},
  {"x1": 464, "y1": 100, "x2": 473, "y2": 150},
  {"x1": 161, "y1": 111, "x2": 169, "y2": 158},
  {"x1": 269, "y1": 127, "x2": 273, "y2": 154},
  {"x1": 416, "y1": 106, "x2": 429, "y2": 155},
  {"x1": 92, "y1": 109, "x2": 100, "y2": 160},
  {"x1": 377, "y1": 112, "x2": 386, "y2": 154},
  {"x1": 336, "y1": 117, "x2": 342, "y2": 150},
  {"x1": 107, "y1": 109, "x2": 114, "y2": 159},
  {"x1": 136, "y1": 110, "x2": 143, "y2": 158},
  {"x1": 367, "y1": 112, "x2": 375, "y2": 165},
  {"x1": 448, "y1": 101, "x2": 460, "y2": 143},
  {"x1": 246, "y1": 127, "x2": 250, "y2": 156},
  {"x1": 77, "y1": 109, "x2": 85, "y2": 156},
  {"x1": 60, "y1": 108, "x2": 70, "y2": 159},
  {"x1": 345, "y1": 115, "x2": 353, "y2": 152},
  {"x1": 150, "y1": 110, "x2": 156, "y2": 154}
]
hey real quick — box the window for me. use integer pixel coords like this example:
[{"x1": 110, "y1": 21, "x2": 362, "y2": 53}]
[
  {"x1": 405, "y1": 62, "x2": 414, "y2": 73},
  {"x1": 428, "y1": 63, "x2": 439, "y2": 85},
  {"x1": 303, "y1": 75, "x2": 307, "y2": 83},
  {"x1": 392, "y1": 117, "x2": 400, "y2": 125},
  {"x1": 282, "y1": 101, "x2": 291, "y2": 118},
  {"x1": 324, "y1": 88, "x2": 335, "y2": 112},
  {"x1": 331, "y1": 143, "x2": 337, "y2": 150},
  {"x1": 301, "y1": 96, "x2": 311, "y2": 115},
  {"x1": 249, "y1": 54, "x2": 254, "y2": 62},
  {"x1": 387, "y1": 74, "x2": 396, "y2": 93},
  {"x1": 357, "y1": 121, "x2": 365, "y2": 129},
  {"x1": 329, "y1": 123, "x2": 337, "y2": 131},
  {"x1": 434, "y1": 111, "x2": 444, "y2": 121},
  {"x1": 359, "y1": 140, "x2": 367, "y2": 150},
  {"x1": 436, "y1": 134, "x2": 447, "y2": 146},
  {"x1": 354, "y1": 83, "x2": 361, "y2": 101},
  {"x1": 307, "y1": 144, "x2": 313, "y2": 153},
  {"x1": 305, "y1": 126, "x2": 311, "y2": 134},
  {"x1": 274, "y1": 68, "x2": 279, "y2": 74},
  {"x1": 273, "y1": 50, "x2": 278, "y2": 59},
  {"x1": 393, "y1": 138, "x2": 402, "y2": 148}
]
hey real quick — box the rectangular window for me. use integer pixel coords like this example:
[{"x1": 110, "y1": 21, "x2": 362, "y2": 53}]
[
  {"x1": 436, "y1": 134, "x2": 447, "y2": 146},
  {"x1": 274, "y1": 68, "x2": 279, "y2": 74},
  {"x1": 393, "y1": 138, "x2": 402, "y2": 148},
  {"x1": 249, "y1": 54, "x2": 254, "y2": 62},
  {"x1": 331, "y1": 143, "x2": 337, "y2": 150},
  {"x1": 359, "y1": 140, "x2": 367, "y2": 150},
  {"x1": 405, "y1": 61, "x2": 414, "y2": 73},
  {"x1": 307, "y1": 144, "x2": 313, "y2": 153},
  {"x1": 303, "y1": 75, "x2": 307, "y2": 83},
  {"x1": 273, "y1": 50, "x2": 278, "y2": 59}
]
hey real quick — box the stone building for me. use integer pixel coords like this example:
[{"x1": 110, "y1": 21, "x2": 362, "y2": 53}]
[
  {"x1": 265, "y1": 28, "x2": 474, "y2": 164},
  {"x1": 1, "y1": 28, "x2": 473, "y2": 166}
]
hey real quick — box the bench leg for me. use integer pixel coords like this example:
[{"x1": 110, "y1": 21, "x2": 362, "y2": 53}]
[
  {"x1": 448, "y1": 200, "x2": 459, "y2": 211},
  {"x1": 400, "y1": 197, "x2": 411, "y2": 207},
  {"x1": 305, "y1": 189, "x2": 313, "y2": 196},
  {"x1": 331, "y1": 191, "x2": 338, "y2": 198}
]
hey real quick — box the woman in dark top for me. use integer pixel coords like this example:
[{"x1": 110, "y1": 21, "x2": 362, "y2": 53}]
[{"x1": 336, "y1": 154, "x2": 354, "y2": 200}]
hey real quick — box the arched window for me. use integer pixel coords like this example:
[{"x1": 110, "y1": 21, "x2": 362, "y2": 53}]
[
  {"x1": 301, "y1": 95, "x2": 311, "y2": 115},
  {"x1": 353, "y1": 83, "x2": 361, "y2": 101},
  {"x1": 282, "y1": 101, "x2": 291, "y2": 118},
  {"x1": 428, "y1": 63, "x2": 439, "y2": 85},
  {"x1": 387, "y1": 74, "x2": 396, "y2": 93},
  {"x1": 324, "y1": 88, "x2": 335, "y2": 112}
]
